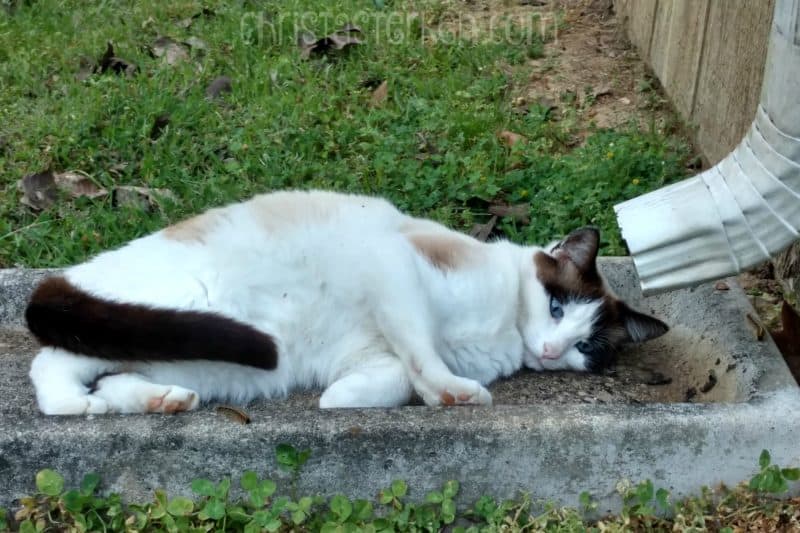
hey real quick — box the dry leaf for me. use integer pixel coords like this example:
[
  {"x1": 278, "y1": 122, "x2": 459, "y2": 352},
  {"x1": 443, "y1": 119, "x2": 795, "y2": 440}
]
[
  {"x1": 205, "y1": 76, "x2": 232, "y2": 99},
  {"x1": 497, "y1": 130, "x2": 527, "y2": 147},
  {"x1": 113, "y1": 186, "x2": 177, "y2": 211},
  {"x1": 215, "y1": 405, "x2": 251, "y2": 424},
  {"x1": 150, "y1": 36, "x2": 189, "y2": 65},
  {"x1": 19, "y1": 170, "x2": 108, "y2": 210},
  {"x1": 488, "y1": 203, "x2": 530, "y2": 224},
  {"x1": 298, "y1": 23, "x2": 363, "y2": 59},
  {"x1": 97, "y1": 42, "x2": 138, "y2": 76},
  {"x1": 150, "y1": 113, "x2": 170, "y2": 140},
  {"x1": 370, "y1": 80, "x2": 388, "y2": 107},
  {"x1": 75, "y1": 56, "x2": 95, "y2": 82},
  {"x1": 469, "y1": 215, "x2": 497, "y2": 242},
  {"x1": 183, "y1": 36, "x2": 208, "y2": 52},
  {"x1": 592, "y1": 85, "x2": 612, "y2": 98},
  {"x1": 175, "y1": 7, "x2": 215, "y2": 29},
  {"x1": 714, "y1": 281, "x2": 730, "y2": 291}
]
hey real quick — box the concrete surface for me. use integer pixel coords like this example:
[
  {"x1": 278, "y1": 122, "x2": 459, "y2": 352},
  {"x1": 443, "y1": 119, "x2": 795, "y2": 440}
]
[
  {"x1": 1, "y1": 259, "x2": 799, "y2": 513},
  {"x1": 614, "y1": 0, "x2": 774, "y2": 165}
]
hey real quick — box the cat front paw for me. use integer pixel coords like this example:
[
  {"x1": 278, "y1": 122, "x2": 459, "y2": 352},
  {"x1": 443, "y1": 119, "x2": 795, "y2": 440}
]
[{"x1": 420, "y1": 377, "x2": 493, "y2": 407}]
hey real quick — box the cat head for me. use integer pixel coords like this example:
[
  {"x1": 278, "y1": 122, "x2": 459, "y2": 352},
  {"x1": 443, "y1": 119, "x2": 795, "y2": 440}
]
[{"x1": 518, "y1": 227, "x2": 669, "y2": 372}]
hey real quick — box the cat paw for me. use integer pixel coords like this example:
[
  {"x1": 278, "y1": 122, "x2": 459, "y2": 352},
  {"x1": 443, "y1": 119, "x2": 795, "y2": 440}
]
[
  {"x1": 419, "y1": 376, "x2": 492, "y2": 407},
  {"x1": 146, "y1": 386, "x2": 199, "y2": 414}
]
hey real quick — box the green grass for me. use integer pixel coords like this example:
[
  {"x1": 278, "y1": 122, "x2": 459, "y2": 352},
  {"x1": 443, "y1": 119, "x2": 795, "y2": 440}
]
[{"x1": 0, "y1": 0, "x2": 690, "y2": 267}]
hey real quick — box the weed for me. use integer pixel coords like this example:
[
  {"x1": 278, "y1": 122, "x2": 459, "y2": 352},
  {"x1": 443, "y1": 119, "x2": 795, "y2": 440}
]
[
  {"x1": 4, "y1": 449, "x2": 800, "y2": 532},
  {"x1": 749, "y1": 449, "x2": 800, "y2": 494}
]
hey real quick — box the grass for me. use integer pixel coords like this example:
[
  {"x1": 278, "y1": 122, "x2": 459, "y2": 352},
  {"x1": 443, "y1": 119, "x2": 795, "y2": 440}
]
[
  {"x1": 0, "y1": 0, "x2": 690, "y2": 268},
  {"x1": 4, "y1": 448, "x2": 799, "y2": 532}
]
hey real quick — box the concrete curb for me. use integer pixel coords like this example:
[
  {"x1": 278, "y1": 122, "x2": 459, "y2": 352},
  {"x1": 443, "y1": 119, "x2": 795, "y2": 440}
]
[{"x1": 2, "y1": 260, "x2": 799, "y2": 512}]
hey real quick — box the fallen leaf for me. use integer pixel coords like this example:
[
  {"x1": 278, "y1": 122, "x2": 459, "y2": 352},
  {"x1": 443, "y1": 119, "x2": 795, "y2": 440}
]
[
  {"x1": 108, "y1": 162, "x2": 129, "y2": 178},
  {"x1": 488, "y1": 203, "x2": 530, "y2": 224},
  {"x1": 18, "y1": 171, "x2": 57, "y2": 210},
  {"x1": 497, "y1": 130, "x2": 527, "y2": 147},
  {"x1": 150, "y1": 113, "x2": 170, "y2": 140},
  {"x1": 175, "y1": 7, "x2": 215, "y2": 29},
  {"x1": 370, "y1": 80, "x2": 388, "y2": 107},
  {"x1": 113, "y1": 186, "x2": 177, "y2": 211},
  {"x1": 714, "y1": 281, "x2": 730, "y2": 291},
  {"x1": 205, "y1": 76, "x2": 232, "y2": 99},
  {"x1": 592, "y1": 85, "x2": 612, "y2": 98},
  {"x1": 298, "y1": 23, "x2": 363, "y2": 59},
  {"x1": 619, "y1": 96, "x2": 631, "y2": 105},
  {"x1": 469, "y1": 215, "x2": 497, "y2": 242},
  {"x1": 183, "y1": 36, "x2": 208, "y2": 52},
  {"x1": 19, "y1": 170, "x2": 108, "y2": 210},
  {"x1": 75, "y1": 56, "x2": 95, "y2": 81},
  {"x1": 150, "y1": 36, "x2": 189, "y2": 66},
  {"x1": 215, "y1": 405, "x2": 251, "y2": 424},
  {"x1": 97, "y1": 42, "x2": 138, "y2": 76},
  {"x1": 175, "y1": 16, "x2": 195, "y2": 29}
]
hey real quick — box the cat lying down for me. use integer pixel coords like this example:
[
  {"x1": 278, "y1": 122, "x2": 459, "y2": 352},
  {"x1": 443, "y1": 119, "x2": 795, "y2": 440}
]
[{"x1": 25, "y1": 190, "x2": 668, "y2": 415}]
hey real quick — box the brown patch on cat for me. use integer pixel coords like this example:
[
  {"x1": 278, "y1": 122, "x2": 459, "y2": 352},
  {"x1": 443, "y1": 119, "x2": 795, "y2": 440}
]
[
  {"x1": 408, "y1": 233, "x2": 474, "y2": 271},
  {"x1": 163, "y1": 210, "x2": 220, "y2": 243},
  {"x1": 440, "y1": 391, "x2": 456, "y2": 405},
  {"x1": 533, "y1": 251, "x2": 603, "y2": 301},
  {"x1": 249, "y1": 191, "x2": 390, "y2": 233},
  {"x1": 770, "y1": 300, "x2": 800, "y2": 384}
]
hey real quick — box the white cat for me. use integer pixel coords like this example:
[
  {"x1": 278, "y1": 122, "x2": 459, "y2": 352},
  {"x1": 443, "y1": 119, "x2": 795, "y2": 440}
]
[{"x1": 26, "y1": 190, "x2": 668, "y2": 415}]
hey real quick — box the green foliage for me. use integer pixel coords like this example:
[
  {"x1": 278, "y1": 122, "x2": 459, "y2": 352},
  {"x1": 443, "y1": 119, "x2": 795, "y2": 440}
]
[
  {"x1": 749, "y1": 449, "x2": 800, "y2": 494},
  {"x1": 5, "y1": 449, "x2": 800, "y2": 532},
  {"x1": 0, "y1": 0, "x2": 689, "y2": 267}
]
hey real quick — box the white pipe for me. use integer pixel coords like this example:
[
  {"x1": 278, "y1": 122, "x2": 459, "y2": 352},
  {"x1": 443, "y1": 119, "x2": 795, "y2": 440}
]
[{"x1": 614, "y1": 0, "x2": 800, "y2": 295}]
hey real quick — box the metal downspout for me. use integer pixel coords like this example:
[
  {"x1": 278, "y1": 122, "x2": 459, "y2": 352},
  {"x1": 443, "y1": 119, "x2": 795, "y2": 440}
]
[{"x1": 614, "y1": 0, "x2": 800, "y2": 295}]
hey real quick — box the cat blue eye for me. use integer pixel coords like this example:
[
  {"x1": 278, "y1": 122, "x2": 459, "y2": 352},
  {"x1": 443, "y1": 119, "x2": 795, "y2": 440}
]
[
  {"x1": 549, "y1": 296, "x2": 563, "y2": 319},
  {"x1": 575, "y1": 340, "x2": 591, "y2": 353}
]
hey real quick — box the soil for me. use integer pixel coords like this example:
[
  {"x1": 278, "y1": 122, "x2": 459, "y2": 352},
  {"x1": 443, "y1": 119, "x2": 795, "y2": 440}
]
[
  {"x1": 0, "y1": 325, "x2": 736, "y2": 412},
  {"x1": 436, "y1": 0, "x2": 684, "y2": 144}
]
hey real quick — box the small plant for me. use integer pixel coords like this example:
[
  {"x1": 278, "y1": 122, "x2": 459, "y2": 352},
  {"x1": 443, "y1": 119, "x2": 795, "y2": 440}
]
[
  {"x1": 749, "y1": 449, "x2": 800, "y2": 494},
  {"x1": 275, "y1": 443, "x2": 311, "y2": 499},
  {"x1": 5, "y1": 450, "x2": 800, "y2": 532}
]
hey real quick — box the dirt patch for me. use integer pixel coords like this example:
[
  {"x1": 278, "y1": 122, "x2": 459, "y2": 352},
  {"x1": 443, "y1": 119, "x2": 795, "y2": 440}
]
[
  {"x1": 432, "y1": 0, "x2": 684, "y2": 143},
  {"x1": 2, "y1": 326, "x2": 738, "y2": 413}
]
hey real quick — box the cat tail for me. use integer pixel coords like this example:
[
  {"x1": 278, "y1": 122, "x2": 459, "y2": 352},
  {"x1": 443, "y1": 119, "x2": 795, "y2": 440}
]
[{"x1": 25, "y1": 276, "x2": 278, "y2": 370}]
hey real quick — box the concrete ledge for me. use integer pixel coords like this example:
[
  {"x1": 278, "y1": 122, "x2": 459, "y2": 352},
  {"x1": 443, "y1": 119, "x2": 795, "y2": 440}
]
[{"x1": 2, "y1": 259, "x2": 799, "y2": 512}]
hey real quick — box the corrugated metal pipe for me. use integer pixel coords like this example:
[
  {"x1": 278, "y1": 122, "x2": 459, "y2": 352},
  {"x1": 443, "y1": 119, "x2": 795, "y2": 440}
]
[{"x1": 614, "y1": 0, "x2": 800, "y2": 295}]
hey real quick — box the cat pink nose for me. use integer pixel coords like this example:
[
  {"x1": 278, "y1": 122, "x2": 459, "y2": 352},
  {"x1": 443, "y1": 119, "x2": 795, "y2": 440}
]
[{"x1": 541, "y1": 342, "x2": 562, "y2": 360}]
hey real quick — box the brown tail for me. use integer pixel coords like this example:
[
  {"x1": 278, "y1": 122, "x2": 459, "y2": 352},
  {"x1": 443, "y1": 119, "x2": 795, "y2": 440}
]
[{"x1": 25, "y1": 276, "x2": 278, "y2": 370}]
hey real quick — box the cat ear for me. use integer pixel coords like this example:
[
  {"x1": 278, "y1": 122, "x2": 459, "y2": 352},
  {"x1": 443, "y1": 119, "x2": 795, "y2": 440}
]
[
  {"x1": 618, "y1": 302, "x2": 669, "y2": 343},
  {"x1": 553, "y1": 227, "x2": 600, "y2": 273}
]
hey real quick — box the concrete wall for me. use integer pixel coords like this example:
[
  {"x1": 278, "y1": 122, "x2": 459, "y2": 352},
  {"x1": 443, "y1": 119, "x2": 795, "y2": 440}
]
[{"x1": 614, "y1": 0, "x2": 775, "y2": 165}]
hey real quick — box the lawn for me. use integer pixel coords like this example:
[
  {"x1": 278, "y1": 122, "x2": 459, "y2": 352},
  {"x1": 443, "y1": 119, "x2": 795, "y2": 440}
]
[{"x1": 0, "y1": 0, "x2": 690, "y2": 268}]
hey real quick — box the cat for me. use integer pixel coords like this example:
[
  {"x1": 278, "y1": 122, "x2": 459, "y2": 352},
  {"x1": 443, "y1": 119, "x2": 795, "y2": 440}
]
[{"x1": 25, "y1": 189, "x2": 669, "y2": 415}]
